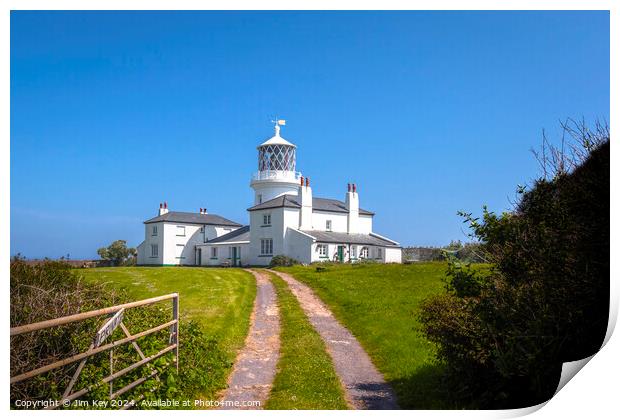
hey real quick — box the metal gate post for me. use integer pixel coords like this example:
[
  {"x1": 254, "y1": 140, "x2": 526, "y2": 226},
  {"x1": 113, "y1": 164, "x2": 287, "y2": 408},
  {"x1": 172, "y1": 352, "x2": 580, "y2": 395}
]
[{"x1": 173, "y1": 295, "x2": 179, "y2": 373}]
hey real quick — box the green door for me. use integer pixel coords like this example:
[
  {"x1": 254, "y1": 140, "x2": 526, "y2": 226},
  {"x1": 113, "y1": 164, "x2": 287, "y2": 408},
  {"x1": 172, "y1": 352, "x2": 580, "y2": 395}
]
[
  {"x1": 231, "y1": 246, "x2": 239, "y2": 266},
  {"x1": 337, "y1": 245, "x2": 344, "y2": 263}
]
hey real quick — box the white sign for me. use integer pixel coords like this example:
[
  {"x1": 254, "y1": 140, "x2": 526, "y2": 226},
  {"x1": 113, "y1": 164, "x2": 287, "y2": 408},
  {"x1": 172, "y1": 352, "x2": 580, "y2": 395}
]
[{"x1": 94, "y1": 309, "x2": 124, "y2": 347}]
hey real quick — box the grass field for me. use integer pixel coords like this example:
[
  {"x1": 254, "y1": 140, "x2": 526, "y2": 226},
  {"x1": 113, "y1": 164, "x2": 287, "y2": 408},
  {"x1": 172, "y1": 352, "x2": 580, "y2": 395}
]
[
  {"x1": 276, "y1": 262, "x2": 456, "y2": 409},
  {"x1": 80, "y1": 267, "x2": 256, "y2": 356},
  {"x1": 264, "y1": 270, "x2": 348, "y2": 410}
]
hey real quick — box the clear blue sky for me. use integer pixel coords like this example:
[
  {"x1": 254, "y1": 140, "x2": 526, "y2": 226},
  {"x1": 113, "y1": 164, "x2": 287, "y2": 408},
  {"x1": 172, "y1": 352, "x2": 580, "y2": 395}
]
[{"x1": 11, "y1": 11, "x2": 609, "y2": 259}]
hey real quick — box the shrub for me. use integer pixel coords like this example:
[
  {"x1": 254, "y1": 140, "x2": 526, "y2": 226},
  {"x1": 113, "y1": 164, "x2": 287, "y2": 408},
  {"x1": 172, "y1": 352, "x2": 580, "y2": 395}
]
[
  {"x1": 420, "y1": 125, "x2": 609, "y2": 408},
  {"x1": 269, "y1": 255, "x2": 300, "y2": 268}
]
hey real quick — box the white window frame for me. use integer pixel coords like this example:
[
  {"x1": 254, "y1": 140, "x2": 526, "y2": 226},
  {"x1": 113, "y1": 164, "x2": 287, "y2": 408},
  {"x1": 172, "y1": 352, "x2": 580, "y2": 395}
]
[
  {"x1": 326, "y1": 220, "x2": 332, "y2": 231},
  {"x1": 351, "y1": 245, "x2": 357, "y2": 259},
  {"x1": 150, "y1": 244, "x2": 158, "y2": 257},
  {"x1": 263, "y1": 213, "x2": 272, "y2": 226},
  {"x1": 317, "y1": 244, "x2": 328, "y2": 257},
  {"x1": 258, "y1": 194, "x2": 263, "y2": 204},
  {"x1": 176, "y1": 226, "x2": 186, "y2": 237},
  {"x1": 376, "y1": 247, "x2": 383, "y2": 259},
  {"x1": 261, "y1": 238, "x2": 273, "y2": 256},
  {"x1": 211, "y1": 247, "x2": 218, "y2": 258},
  {"x1": 152, "y1": 225, "x2": 158, "y2": 236}
]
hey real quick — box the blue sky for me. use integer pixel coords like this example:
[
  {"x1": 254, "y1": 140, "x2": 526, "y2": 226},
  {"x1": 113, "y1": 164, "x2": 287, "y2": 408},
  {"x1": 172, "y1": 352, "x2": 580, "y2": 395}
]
[{"x1": 11, "y1": 11, "x2": 609, "y2": 259}]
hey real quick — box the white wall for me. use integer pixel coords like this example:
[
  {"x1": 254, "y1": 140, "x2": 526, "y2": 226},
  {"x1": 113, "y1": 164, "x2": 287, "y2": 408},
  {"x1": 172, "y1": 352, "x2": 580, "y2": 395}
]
[
  {"x1": 136, "y1": 241, "x2": 146, "y2": 265},
  {"x1": 137, "y1": 222, "x2": 241, "y2": 266},
  {"x1": 301, "y1": 211, "x2": 372, "y2": 233},
  {"x1": 357, "y1": 215, "x2": 373, "y2": 234},
  {"x1": 384, "y1": 247, "x2": 402, "y2": 263},
  {"x1": 247, "y1": 207, "x2": 301, "y2": 265},
  {"x1": 311, "y1": 211, "x2": 348, "y2": 232},
  {"x1": 284, "y1": 228, "x2": 314, "y2": 264},
  {"x1": 138, "y1": 222, "x2": 163, "y2": 265},
  {"x1": 251, "y1": 180, "x2": 299, "y2": 205},
  {"x1": 197, "y1": 243, "x2": 249, "y2": 266}
]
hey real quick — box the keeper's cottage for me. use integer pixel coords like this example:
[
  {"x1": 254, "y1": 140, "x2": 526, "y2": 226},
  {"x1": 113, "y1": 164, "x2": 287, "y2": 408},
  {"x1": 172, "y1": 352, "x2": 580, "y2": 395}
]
[{"x1": 136, "y1": 121, "x2": 402, "y2": 266}]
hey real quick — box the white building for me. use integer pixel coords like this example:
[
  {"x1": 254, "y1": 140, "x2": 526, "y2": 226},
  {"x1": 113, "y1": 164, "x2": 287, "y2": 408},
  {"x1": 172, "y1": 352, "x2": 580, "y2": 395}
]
[{"x1": 136, "y1": 121, "x2": 402, "y2": 266}]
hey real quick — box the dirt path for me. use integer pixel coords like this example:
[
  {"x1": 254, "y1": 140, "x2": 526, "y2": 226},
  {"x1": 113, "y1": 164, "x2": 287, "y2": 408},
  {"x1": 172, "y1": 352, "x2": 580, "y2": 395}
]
[
  {"x1": 219, "y1": 269, "x2": 280, "y2": 410},
  {"x1": 267, "y1": 269, "x2": 399, "y2": 410}
]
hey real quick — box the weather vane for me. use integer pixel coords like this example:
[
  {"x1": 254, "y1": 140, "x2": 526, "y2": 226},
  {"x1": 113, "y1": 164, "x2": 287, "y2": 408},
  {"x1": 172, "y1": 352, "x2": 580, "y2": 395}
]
[{"x1": 271, "y1": 117, "x2": 286, "y2": 135}]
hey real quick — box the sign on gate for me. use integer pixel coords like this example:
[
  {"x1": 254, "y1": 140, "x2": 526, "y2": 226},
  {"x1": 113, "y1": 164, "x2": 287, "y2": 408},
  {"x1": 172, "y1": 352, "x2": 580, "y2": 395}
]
[{"x1": 94, "y1": 309, "x2": 124, "y2": 347}]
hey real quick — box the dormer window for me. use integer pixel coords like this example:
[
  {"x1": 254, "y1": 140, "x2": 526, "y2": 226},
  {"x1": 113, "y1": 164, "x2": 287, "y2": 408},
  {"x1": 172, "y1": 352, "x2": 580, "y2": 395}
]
[
  {"x1": 263, "y1": 213, "x2": 272, "y2": 226},
  {"x1": 326, "y1": 220, "x2": 332, "y2": 231}
]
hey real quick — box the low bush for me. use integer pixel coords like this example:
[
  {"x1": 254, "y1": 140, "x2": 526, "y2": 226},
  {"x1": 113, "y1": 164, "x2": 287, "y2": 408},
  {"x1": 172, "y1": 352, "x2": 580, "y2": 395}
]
[{"x1": 268, "y1": 255, "x2": 300, "y2": 268}]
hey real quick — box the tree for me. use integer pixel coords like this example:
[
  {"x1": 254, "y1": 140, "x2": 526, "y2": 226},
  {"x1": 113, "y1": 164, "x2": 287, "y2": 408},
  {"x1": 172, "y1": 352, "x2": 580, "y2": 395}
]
[{"x1": 97, "y1": 240, "x2": 136, "y2": 266}]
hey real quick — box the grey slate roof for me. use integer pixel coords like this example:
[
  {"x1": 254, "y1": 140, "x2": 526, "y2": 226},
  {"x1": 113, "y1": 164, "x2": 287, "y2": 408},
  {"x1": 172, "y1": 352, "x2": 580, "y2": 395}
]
[
  {"x1": 144, "y1": 211, "x2": 242, "y2": 227},
  {"x1": 204, "y1": 225, "x2": 250, "y2": 244},
  {"x1": 247, "y1": 195, "x2": 374, "y2": 216},
  {"x1": 300, "y1": 230, "x2": 400, "y2": 247}
]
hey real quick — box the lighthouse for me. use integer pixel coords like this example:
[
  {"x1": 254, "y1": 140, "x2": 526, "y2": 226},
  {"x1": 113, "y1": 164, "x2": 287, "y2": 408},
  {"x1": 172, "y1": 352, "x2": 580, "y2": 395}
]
[
  {"x1": 136, "y1": 117, "x2": 402, "y2": 267},
  {"x1": 250, "y1": 120, "x2": 302, "y2": 205}
]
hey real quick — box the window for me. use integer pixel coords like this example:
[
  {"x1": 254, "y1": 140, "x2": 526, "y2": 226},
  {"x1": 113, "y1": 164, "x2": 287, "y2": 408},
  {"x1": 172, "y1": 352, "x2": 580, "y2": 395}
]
[
  {"x1": 211, "y1": 247, "x2": 218, "y2": 258},
  {"x1": 360, "y1": 247, "x2": 369, "y2": 259},
  {"x1": 200, "y1": 226, "x2": 204, "y2": 233},
  {"x1": 351, "y1": 245, "x2": 357, "y2": 259},
  {"x1": 263, "y1": 213, "x2": 272, "y2": 226},
  {"x1": 176, "y1": 226, "x2": 185, "y2": 236},
  {"x1": 152, "y1": 225, "x2": 158, "y2": 236},
  {"x1": 376, "y1": 247, "x2": 383, "y2": 259},
  {"x1": 317, "y1": 244, "x2": 328, "y2": 257},
  {"x1": 258, "y1": 194, "x2": 263, "y2": 204},
  {"x1": 150, "y1": 244, "x2": 158, "y2": 257},
  {"x1": 261, "y1": 239, "x2": 273, "y2": 256},
  {"x1": 326, "y1": 220, "x2": 332, "y2": 231}
]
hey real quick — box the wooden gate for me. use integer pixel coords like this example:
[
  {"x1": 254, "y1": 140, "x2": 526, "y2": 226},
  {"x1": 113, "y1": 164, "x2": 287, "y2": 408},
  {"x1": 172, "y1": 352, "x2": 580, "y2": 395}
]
[{"x1": 10, "y1": 293, "x2": 179, "y2": 410}]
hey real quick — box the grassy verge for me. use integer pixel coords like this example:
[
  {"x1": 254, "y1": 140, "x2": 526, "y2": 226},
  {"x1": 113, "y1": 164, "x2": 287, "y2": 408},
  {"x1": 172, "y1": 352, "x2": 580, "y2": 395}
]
[
  {"x1": 80, "y1": 267, "x2": 256, "y2": 404},
  {"x1": 276, "y1": 262, "x2": 465, "y2": 409},
  {"x1": 264, "y1": 270, "x2": 349, "y2": 410}
]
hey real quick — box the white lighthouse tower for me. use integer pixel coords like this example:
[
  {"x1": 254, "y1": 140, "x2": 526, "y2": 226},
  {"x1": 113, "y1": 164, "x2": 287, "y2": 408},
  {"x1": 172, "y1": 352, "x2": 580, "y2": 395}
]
[{"x1": 250, "y1": 120, "x2": 302, "y2": 205}]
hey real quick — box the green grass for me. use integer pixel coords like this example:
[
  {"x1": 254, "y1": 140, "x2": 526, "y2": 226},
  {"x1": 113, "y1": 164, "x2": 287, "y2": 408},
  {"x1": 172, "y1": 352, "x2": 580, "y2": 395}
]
[
  {"x1": 80, "y1": 267, "x2": 256, "y2": 356},
  {"x1": 264, "y1": 271, "x2": 349, "y2": 410},
  {"x1": 276, "y1": 262, "x2": 460, "y2": 409}
]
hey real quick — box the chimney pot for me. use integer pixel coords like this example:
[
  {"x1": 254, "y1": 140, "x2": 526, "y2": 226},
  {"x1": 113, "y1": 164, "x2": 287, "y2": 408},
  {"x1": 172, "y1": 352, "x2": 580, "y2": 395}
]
[
  {"x1": 353, "y1": 184, "x2": 357, "y2": 193},
  {"x1": 306, "y1": 177, "x2": 310, "y2": 187},
  {"x1": 160, "y1": 203, "x2": 163, "y2": 209},
  {"x1": 300, "y1": 176, "x2": 304, "y2": 186},
  {"x1": 164, "y1": 201, "x2": 168, "y2": 209},
  {"x1": 347, "y1": 183, "x2": 351, "y2": 192}
]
